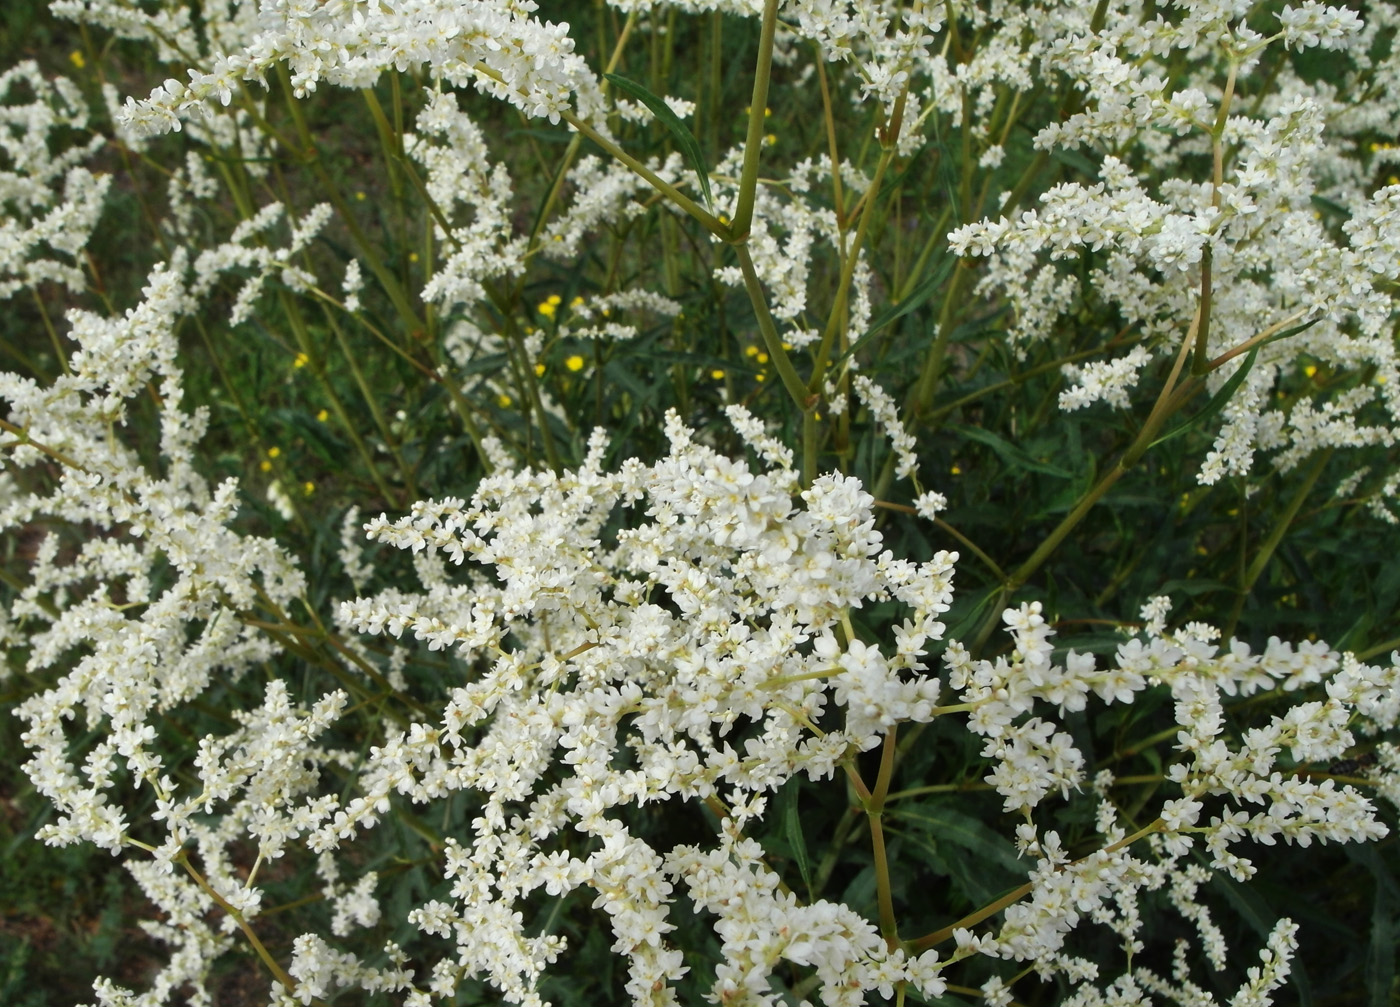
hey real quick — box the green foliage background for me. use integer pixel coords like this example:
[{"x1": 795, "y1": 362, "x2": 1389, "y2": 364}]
[{"x1": 1, "y1": 1, "x2": 1398, "y2": 1004}]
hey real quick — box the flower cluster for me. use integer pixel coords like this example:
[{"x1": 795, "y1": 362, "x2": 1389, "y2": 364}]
[
  {"x1": 945, "y1": 7, "x2": 1400, "y2": 499},
  {"x1": 109, "y1": 0, "x2": 601, "y2": 135},
  {"x1": 5, "y1": 1, "x2": 1400, "y2": 1006},
  {"x1": 0, "y1": 62, "x2": 108, "y2": 300},
  {"x1": 325, "y1": 410, "x2": 957, "y2": 1005}
]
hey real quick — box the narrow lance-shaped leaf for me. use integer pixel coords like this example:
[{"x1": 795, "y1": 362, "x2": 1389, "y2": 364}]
[
  {"x1": 604, "y1": 73, "x2": 714, "y2": 213},
  {"x1": 1152, "y1": 318, "x2": 1319, "y2": 451},
  {"x1": 781, "y1": 783, "x2": 814, "y2": 896},
  {"x1": 1150, "y1": 347, "x2": 1259, "y2": 451}
]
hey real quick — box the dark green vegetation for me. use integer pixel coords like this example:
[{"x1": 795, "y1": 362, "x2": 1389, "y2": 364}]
[{"x1": 2, "y1": 1, "x2": 1398, "y2": 1004}]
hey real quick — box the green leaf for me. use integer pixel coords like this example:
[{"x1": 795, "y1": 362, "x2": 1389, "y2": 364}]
[
  {"x1": 949, "y1": 423, "x2": 1074, "y2": 479},
  {"x1": 891, "y1": 803, "x2": 1024, "y2": 910},
  {"x1": 604, "y1": 73, "x2": 713, "y2": 212},
  {"x1": 842, "y1": 256, "x2": 957, "y2": 363},
  {"x1": 780, "y1": 782, "x2": 814, "y2": 896},
  {"x1": 1349, "y1": 846, "x2": 1400, "y2": 1007},
  {"x1": 1151, "y1": 348, "x2": 1259, "y2": 451},
  {"x1": 1050, "y1": 146, "x2": 1100, "y2": 178},
  {"x1": 1311, "y1": 194, "x2": 1352, "y2": 221},
  {"x1": 1151, "y1": 319, "x2": 1319, "y2": 451},
  {"x1": 892, "y1": 803, "x2": 1025, "y2": 879},
  {"x1": 1368, "y1": 888, "x2": 1395, "y2": 1007},
  {"x1": 947, "y1": 585, "x2": 1001, "y2": 642}
]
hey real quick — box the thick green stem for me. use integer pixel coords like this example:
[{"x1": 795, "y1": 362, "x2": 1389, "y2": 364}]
[
  {"x1": 731, "y1": 0, "x2": 781, "y2": 240},
  {"x1": 735, "y1": 245, "x2": 813, "y2": 418},
  {"x1": 867, "y1": 726, "x2": 901, "y2": 950},
  {"x1": 911, "y1": 259, "x2": 970, "y2": 415}
]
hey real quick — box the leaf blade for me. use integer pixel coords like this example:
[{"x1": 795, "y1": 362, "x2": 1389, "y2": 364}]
[{"x1": 604, "y1": 73, "x2": 713, "y2": 212}]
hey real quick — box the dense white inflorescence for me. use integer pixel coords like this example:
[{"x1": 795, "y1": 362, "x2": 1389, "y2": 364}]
[{"x1": 4, "y1": 1, "x2": 1400, "y2": 1006}]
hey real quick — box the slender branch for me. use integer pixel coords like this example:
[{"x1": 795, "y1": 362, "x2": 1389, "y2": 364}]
[
  {"x1": 0, "y1": 418, "x2": 87, "y2": 470},
  {"x1": 175, "y1": 851, "x2": 320, "y2": 1004},
  {"x1": 1357, "y1": 635, "x2": 1400, "y2": 663},
  {"x1": 1225, "y1": 448, "x2": 1332, "y2": 637},
  {"x1": 524, "y1": 9, "x2": 640, "y2": 256},
  {"x1": 1206, "y1": 308, "x2": 1308, "y2": 371},
  {"x1": 1192, "y1": 57, "x2": 1238, "y2": 376},
  {"x1": 967, "y1": 305, "x2": 1207, "y2": 653},
  {"x1": 815, "y1": 55, "x2": 846, "y2": 224},
  {"x1": 909, "y1": 818, "x2": 1166, "y2": 950}
]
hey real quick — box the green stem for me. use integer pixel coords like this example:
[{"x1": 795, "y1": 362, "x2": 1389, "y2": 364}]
[
  {"x1": 735, "y1": 245, "x2": 812, "y2": 418},
  {"x1": 866, "y1": 726, "x2": 901, "y2": 950},
  {"x1": 810, "y1": 148, "x2": 895, "y2": 396},
  {"x1": 1192, "y1": 58, "x2": 1237, "y2": 376},
  {"x1": 322, "y1": 303, "x2": 419, "y2": 499},
  {"x1": 1224, "y1": 448, "x2": 1332, "y2": 637},
  {"x1": 925, "y1": 336, "x2": 1138, "y2": 424},
  {"x1": 967, "y1": 307, "x2": 1207, "y2": 653},
  {"x1": 911, "y1": 259, "x2": 970, "y2": 416},
  {"x1": 731, "y1": 0, "x2": 780, "y2": 240},
  {"x1": 884, "y1": 780, "x2": 991, "y2": 803},
  {"x1": 816, "y1": 55, "x2": 846, "y2": 223},
  {"x1": 277, "y1": 67, "x2": 426, "y2": 338},
  {"x1": 562, "y1": 107, "x2": 728, "y2": 237},
  {"x1": 278, "y1": 292, "x2": 400, "y2": 506},
  {"x1": 525, "y1": 9, "x2": 639, "y2": 257},
  {"x1": 31, "y1": 287, "x2": 70, "y2": 376},
  {"x1": 175, "y1": 851, "x2": 323, "y2": 1005},
  {"x1": 909, "y1": 818, "x2": 1165, "y2": 951}
]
